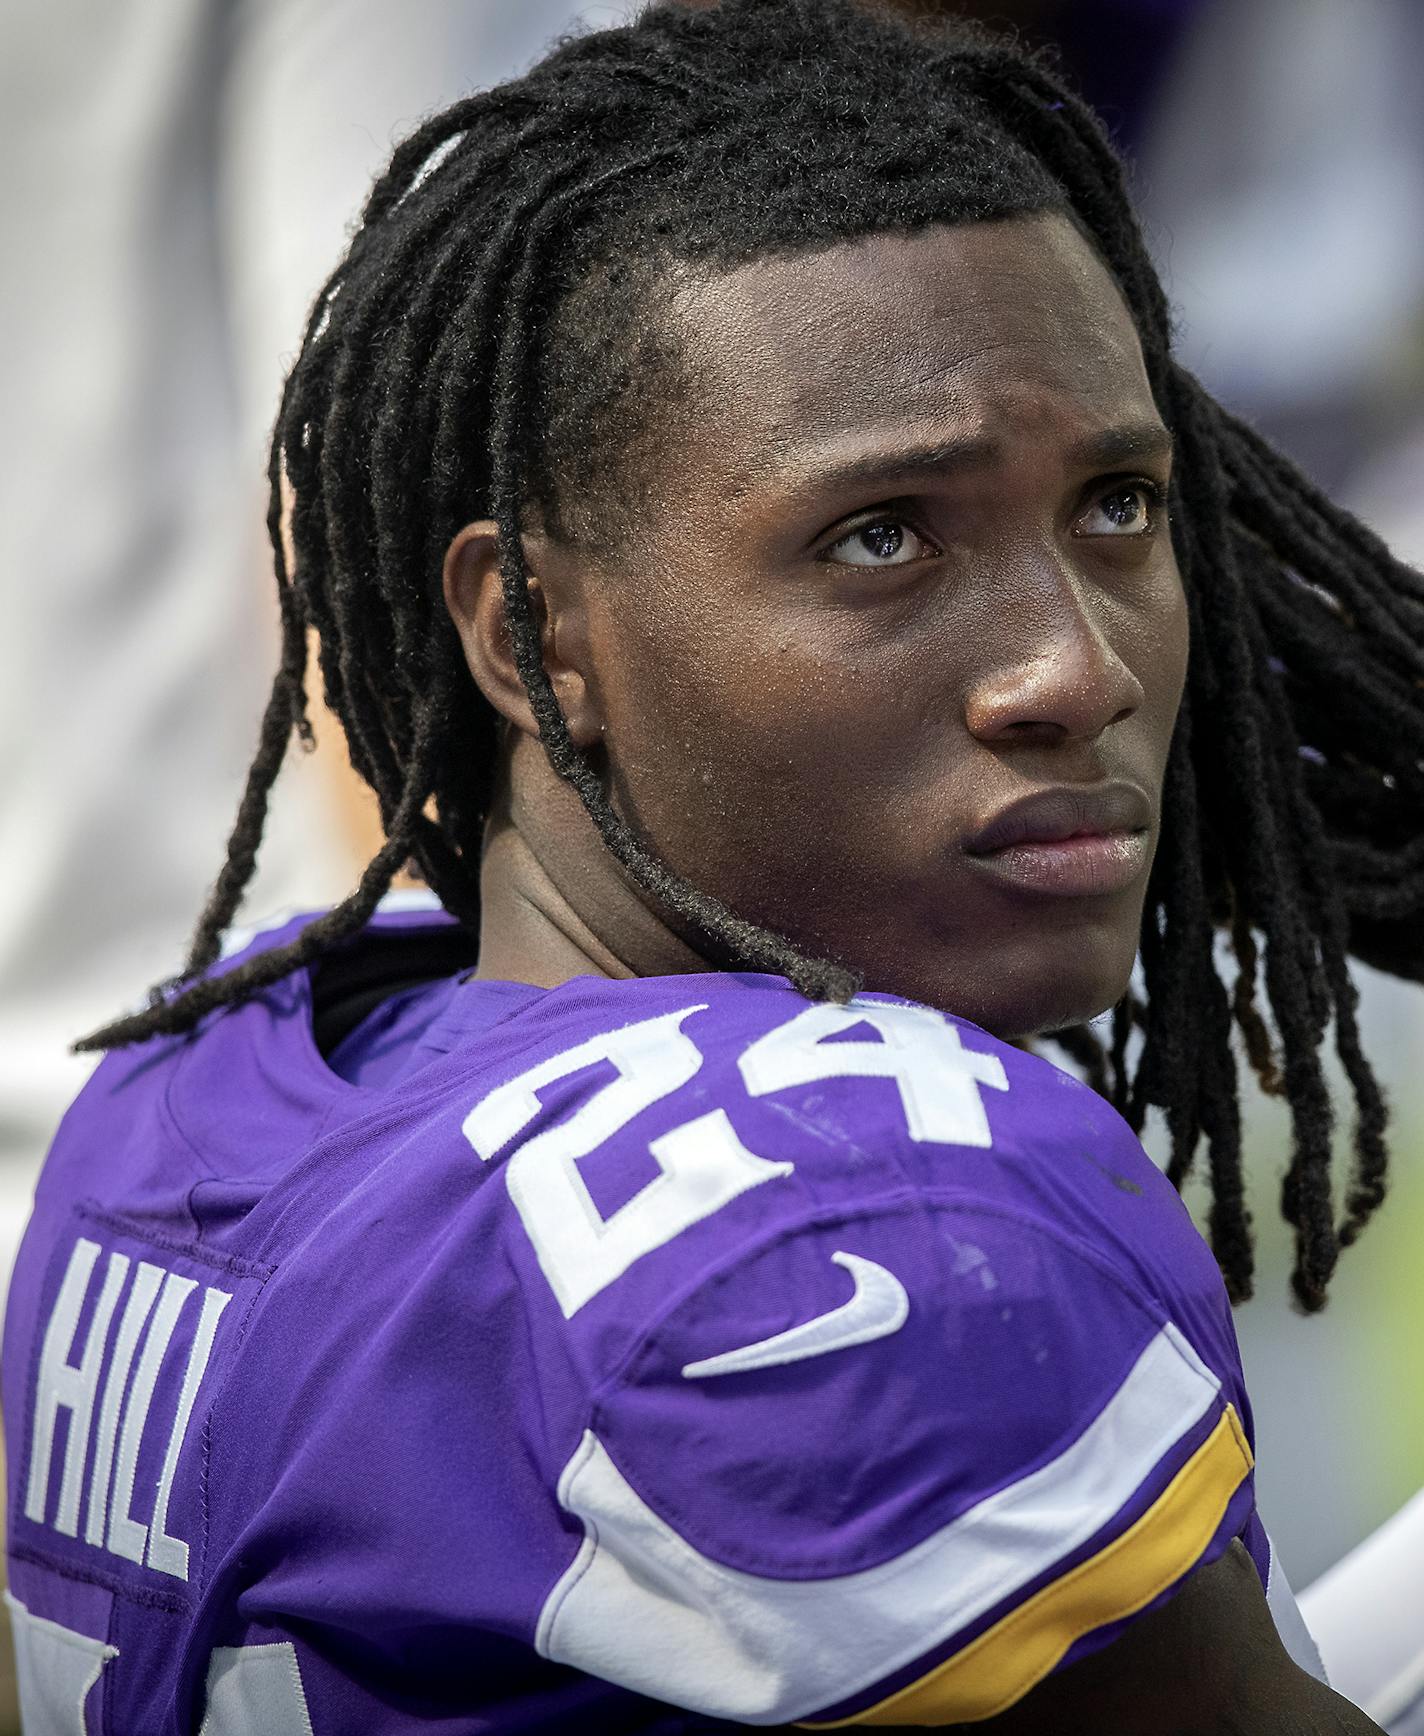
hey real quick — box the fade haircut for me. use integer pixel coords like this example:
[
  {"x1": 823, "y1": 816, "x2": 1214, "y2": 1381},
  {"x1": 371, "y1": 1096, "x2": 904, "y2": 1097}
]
[{"x1": 82, "y1": 0, "x2": 1424, "y2": 1311}]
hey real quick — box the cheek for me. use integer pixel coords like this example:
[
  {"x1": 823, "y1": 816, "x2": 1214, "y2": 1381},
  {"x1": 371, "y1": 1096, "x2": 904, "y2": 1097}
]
[
  {"x1": 613, "y1": 635, "x2": 876, "y2": 803},
  {"x1": 591, "y1": 590, "x2": 939, "y2": 875},
  {"x1": 1148, "y1": 577, "x2": 1191, "y2": 740}
]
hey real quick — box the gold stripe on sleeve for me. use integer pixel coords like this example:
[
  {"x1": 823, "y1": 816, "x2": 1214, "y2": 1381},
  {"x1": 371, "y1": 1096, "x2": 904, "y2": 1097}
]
[{"x1": 799, "y1": 1404, "x2": 1253, "y2": 1729}]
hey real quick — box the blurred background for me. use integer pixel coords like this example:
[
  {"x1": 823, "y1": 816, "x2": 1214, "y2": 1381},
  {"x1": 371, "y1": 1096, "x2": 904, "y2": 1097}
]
[{"x1": 1, "y1": 0, "x2": 1420, "y2": 1726}]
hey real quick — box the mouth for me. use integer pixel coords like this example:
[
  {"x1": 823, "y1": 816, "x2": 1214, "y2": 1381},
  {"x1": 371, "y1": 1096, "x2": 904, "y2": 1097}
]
[{"x1": 962, "y1": 783, "x2": 1154, "y2": 900}]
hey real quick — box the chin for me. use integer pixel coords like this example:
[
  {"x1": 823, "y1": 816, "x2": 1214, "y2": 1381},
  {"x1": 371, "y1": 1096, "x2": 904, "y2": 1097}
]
[
  {"x1": 1009, "y1": 961, "x2": 1134, "y2": 1038},
  {"x1": 980, "y1": 996, "x2": 1120, "y2": 1045},
  {"x1": 884, "y1": 927, "x2": 1137, "y2": 1042}
]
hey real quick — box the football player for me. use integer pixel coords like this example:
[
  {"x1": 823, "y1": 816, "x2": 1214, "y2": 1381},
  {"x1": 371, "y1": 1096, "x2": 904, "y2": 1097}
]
[{"x1": 6, "y1": 1, "x2": 1420, "y2": 1731}]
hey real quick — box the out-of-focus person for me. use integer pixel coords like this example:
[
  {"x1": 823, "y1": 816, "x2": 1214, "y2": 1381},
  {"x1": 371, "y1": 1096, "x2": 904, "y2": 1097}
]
[
  {"x1": 0, "y1": 0, "x2": 592, "y2": 1726},
  {"x1": 0, "y1": 0, "x2": 595, "y2": 1286}
]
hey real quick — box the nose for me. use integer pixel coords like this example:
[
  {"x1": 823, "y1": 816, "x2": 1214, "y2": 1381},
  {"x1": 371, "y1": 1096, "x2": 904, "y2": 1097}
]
[{"x1": 963, "y1": 566, "x2": 1144, "y2": 747}]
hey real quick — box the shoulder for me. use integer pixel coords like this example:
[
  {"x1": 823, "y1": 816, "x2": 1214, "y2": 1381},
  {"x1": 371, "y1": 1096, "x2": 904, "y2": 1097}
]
[
  {"x1": 456, "y1": 969, "x2": 1211, "y2": 1309},
  {"x1": 179, "y1": 967, "x2": 1259, "y2": 1727},
  {"x1": 463, "y1": 967, "x2": 1128, "y2": 1184},
  {"x1": 439, "y1": 974, "x2": 1261, "y2": 1722},
  {"x1": 525, "y1": 1082, "x2": 1255, "y2": 1726},
  {"x1": 448, "y1": 968, "x2": 1255, "y2": 1518}
]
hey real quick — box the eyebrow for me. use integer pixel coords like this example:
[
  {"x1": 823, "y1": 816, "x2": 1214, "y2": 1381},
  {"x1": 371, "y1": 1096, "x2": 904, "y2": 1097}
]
[{"x1": 779, "y1": 421, "x2": 1175, "y2": 498}]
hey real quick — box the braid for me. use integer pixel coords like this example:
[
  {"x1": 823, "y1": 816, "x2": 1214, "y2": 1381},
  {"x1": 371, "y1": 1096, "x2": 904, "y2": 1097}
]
[
  {"x1": 77, "y1": 0, "x2": 1424, "y2": 1308},
  {"x1": 482, "y1": 155, "x2": 859, "y2": 1000}
]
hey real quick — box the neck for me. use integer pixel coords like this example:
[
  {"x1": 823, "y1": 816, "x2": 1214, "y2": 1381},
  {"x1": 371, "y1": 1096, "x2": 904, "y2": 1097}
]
[{"x1": 474, "y1": 736, "x2": 710, "y2": 988}]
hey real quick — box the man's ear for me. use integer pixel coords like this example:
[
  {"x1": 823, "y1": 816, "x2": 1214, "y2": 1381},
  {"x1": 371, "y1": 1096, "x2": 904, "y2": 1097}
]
[{"x1": 442, "y1": 520, "x2": 604, "y2": 748}]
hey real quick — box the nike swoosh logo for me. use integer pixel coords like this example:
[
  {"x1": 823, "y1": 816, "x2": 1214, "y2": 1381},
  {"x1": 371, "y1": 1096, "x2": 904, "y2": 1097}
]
[{"x1": 681, "y1": 1251, "x2": 909, "y2": 1380}]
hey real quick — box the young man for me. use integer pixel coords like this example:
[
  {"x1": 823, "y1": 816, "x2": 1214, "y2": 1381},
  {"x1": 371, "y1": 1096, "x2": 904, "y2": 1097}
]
[{"x1": 6, "y1": 1, "x2": 1420, "y2": 1729}]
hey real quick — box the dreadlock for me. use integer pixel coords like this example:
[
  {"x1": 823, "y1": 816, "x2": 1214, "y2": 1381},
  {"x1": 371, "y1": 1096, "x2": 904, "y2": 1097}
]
[{"x1": 79, "y1": 0, "x2": 1424, "y2": 1312}]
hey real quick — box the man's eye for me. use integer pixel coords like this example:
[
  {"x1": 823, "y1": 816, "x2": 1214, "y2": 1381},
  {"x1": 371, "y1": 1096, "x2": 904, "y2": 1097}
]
[
  {"x1": 823, "y1": 520, "x2": 934, "y2": 567},
  {"x1": 1077, "y1": 483, "x2": 1163, "y2": 537}
]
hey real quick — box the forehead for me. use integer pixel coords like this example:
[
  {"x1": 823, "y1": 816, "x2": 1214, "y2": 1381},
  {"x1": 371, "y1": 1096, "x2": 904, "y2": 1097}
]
[{"x1": 665, "y1": 212, "x2": 1159, "y2": 481}]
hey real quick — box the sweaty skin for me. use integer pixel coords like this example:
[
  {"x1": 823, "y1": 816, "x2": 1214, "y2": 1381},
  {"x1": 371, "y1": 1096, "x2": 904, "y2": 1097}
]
[
  {"x1": 446, "y1": 212, "x2": 1188, "y2": 1040},
  {"x1": 443, "y1": 213, "x2": 1384, "y2": 1733}
]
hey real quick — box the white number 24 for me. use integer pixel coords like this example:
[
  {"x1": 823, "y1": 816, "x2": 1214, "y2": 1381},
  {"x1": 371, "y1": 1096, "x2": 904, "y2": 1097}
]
[{"x1": 462, "y1": 999, "x2": 1009, "y2": 1316}]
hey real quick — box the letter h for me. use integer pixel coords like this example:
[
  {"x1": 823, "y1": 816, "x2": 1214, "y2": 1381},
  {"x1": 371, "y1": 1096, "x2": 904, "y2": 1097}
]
[{"x1": 24, "y1": 1239, "x2": 129, "y2": 1536}]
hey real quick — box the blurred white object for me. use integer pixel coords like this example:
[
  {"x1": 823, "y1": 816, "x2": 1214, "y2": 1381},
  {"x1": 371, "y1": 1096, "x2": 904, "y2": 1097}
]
[
  {"x1": 1347, "y1": 425, "x2": 1424, "y2": 574},
  {"x1": 1139, "y1": 0, "x2": 1424, "y2": 423},
  {"x1": 0, "y1": 0, "x2": 591, "y2": 1293},
  {"x1": 1301, "y1": 1491, "x2": 1424, "y2": 1735}
]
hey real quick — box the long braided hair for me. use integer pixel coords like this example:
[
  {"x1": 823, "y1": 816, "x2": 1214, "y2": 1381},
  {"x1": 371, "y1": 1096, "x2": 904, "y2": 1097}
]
[{"x1": 80, "y1": 0, "x2": 1424, "y2": 1311}]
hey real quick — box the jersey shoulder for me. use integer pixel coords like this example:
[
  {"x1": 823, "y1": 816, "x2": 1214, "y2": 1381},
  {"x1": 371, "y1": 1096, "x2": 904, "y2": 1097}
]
[
  {"x1": 461, "y1": 967, "x2": 1203, "y2": 1266},
  {"x1": 437, "y1": 967, "x2": 1231, "y2": 1347},
  {"x1": 467, "y1": 976, "x2": 1255, "y2": 1726},
  {"x1": 184, "y1": 965, "x2": 1256, "y2": 1728}
]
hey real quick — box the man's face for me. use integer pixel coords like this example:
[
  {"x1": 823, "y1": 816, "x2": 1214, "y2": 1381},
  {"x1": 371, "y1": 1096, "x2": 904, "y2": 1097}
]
[{"x1": 567, "y1": 212, "x2": 1188, "y2": 1038}]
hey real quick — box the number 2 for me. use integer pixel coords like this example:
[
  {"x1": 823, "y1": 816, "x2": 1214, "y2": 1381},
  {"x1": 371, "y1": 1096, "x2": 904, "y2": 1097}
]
[{"x1": 463, "y1": 1008, "x2": 791, "y2": 1316}]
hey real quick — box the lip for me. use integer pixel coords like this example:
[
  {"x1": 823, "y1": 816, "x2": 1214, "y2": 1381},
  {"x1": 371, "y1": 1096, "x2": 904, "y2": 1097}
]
[{"x1": 963, "y1": 782, "x2": 1154, "y2": 899}]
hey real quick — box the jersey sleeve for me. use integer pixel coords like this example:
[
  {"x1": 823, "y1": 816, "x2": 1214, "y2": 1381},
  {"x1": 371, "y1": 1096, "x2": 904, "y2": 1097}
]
[{"x1": 534, "y1": 1197, "x2": 1256, "y2": 1728}]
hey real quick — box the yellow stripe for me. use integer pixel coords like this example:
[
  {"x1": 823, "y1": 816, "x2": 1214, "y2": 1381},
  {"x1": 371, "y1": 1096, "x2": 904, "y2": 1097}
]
[{"x1": 800, "y1": 1404, "x2": 1253, "y2": 1729}]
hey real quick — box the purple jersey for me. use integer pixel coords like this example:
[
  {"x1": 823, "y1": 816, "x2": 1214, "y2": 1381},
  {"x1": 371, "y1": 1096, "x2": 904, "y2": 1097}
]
[{"x1": 5, "y1": 905, "x2": 1283, "y2": 1732}]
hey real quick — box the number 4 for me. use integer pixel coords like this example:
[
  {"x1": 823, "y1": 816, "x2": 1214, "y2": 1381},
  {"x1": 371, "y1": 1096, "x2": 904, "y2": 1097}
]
[{"x1": 739, "y1": 1001, "x2": 1009, "y2": 1148}]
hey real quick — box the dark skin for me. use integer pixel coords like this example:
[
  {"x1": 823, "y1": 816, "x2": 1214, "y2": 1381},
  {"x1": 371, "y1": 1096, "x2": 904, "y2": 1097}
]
[
  {"x1": 443, "y1": 214, "x2": 1382, "y2": 1732},
  {"x1": 450, "y1": 213, "x2": 1186, "y2": 1038}
]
